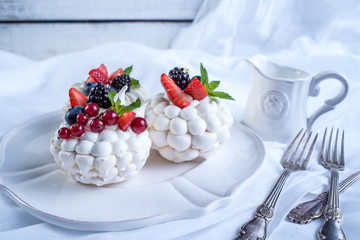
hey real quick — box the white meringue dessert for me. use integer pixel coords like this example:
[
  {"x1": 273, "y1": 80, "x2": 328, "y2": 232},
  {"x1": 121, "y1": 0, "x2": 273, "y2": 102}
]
[
  {"x1": 146, "y1": 65, "x2": 234, "y2": 163},
  {"x1": 50, "y1": 64, "x2": 152, "y2": 186}
]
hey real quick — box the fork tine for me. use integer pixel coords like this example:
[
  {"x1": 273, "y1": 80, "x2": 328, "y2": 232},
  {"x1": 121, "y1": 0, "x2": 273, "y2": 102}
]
[
  {"x1": 302, "y1": 133, "x2": 318, "y2": 169},
  {"x1": 333, "y1": 128, "x2": 339, "y2": 164},
  {"x1": 281, "y1": 128, "x2": 304, "y2": 164},
  {"x1": 295, "y1": 131, "x2": 312, "y2": 168},
  {"x1": 326, "y1": 128, "x2": 334, "y2": 163},
  {"x1": 320, "y1": 127, "x2": 328, "y2": 163},
  {"x1": 287, "y1": 130, "x2": 307, "y2": 165},
  {"x1": 340, "y1": 130, "x2": 345, "y2": 168}
]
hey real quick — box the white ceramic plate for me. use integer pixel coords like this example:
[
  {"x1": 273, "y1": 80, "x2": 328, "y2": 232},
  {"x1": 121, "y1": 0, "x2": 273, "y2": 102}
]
[{"x1": 0, "y1": 111, "x2": 265, "y2": 231}]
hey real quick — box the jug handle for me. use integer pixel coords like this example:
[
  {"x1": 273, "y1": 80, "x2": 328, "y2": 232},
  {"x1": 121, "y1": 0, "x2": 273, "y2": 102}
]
[{"x1": 307, "y1": 71, "x2": 348, "y2": 129}]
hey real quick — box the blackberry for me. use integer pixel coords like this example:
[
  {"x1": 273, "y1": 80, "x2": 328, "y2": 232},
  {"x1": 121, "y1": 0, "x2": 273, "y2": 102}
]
[
  {"x1": 110, "y1": 74, "x2": 131, "y2": 92},
  {"x1": 169, "y1": 67, "x2": 191, "y2": 90},
  {"x1": 87, "y1": 82, "x2": 112, "y2": 109}
]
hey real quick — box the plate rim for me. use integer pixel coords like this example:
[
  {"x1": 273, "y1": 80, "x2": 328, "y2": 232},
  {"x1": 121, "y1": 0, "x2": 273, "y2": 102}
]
[{"x1": 0, "y1": 111, "x2": 265, "y2": 231}]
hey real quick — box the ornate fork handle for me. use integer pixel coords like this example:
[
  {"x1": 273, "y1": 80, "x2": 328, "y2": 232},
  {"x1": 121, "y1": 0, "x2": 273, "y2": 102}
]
[
  {"x1": 318, "y1": 169, "x2": 346, "y2": 240},
  {"x1": 287, "y1": 192, "x2": 327, "y2": 224},
  {"x1": 234, "y1": 169, "x2": 291, "y2": 240},
  {"x1": 234, "y1": 130, "x2": 317, "y2": 240},
  {"x1": 288, "y1": 170, "x2": 360, "y2": 224}
]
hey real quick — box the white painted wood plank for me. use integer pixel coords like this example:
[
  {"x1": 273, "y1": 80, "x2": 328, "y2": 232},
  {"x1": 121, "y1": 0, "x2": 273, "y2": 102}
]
[
  {"x1": 0, "y1": 0, "x2": 203, "y2": 21},
  {"x1": 0, "y1": 22, "x2": 189, "y2": 59}
]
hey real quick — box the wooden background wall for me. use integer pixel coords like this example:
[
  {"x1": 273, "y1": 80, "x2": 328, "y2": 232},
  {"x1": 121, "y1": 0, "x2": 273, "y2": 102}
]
[{"x1": 0, "y1": 0, "x2": 203, "y2": 59}]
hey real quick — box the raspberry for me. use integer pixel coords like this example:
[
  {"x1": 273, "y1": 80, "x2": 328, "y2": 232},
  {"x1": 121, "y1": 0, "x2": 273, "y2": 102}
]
[
  {"x1": 168, "y1": 67, "x2": 191, "y2": 90},
  {"x1": 87, "y1": 82, "x2": 112, "y2": 109}
]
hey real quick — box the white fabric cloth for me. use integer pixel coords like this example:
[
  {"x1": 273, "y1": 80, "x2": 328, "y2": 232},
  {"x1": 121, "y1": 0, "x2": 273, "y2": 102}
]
[{"x1": 1, "y1": 0, "x2": 360, "y2": 239}]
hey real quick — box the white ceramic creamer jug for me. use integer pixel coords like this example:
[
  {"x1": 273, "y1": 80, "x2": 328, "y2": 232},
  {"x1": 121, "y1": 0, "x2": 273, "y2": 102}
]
[{"x1": 242, "y1": 55, "x2": 348, "y2": 143}]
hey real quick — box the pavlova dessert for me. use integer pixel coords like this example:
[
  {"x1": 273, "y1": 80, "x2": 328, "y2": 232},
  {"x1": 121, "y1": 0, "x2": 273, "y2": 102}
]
[
  {"x1": 146, "y1": 64, "x2": 234, "y2": 163},
  {"x1": 50, "y1": 64, "x2": 152, "y2": 186}
]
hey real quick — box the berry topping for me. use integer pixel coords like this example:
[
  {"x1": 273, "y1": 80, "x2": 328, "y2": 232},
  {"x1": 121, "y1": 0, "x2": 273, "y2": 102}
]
[
  {"x1": 108, "y1": 68, "x2": 124, "y2": 82},
  {"x1": 76, "y1": 113, "x2": 88, "y2": 125},
  {"x1": 87, "y1": 82, "x2": 112, "y2": 109},
  {"x1": 69, "y1": 88, "x2": 87, "y2": 107},
  {"x1": 102, "y1": 110, "x2": 119, "y2": 126},
  {"x1": 161, "y1": 73, "x2": 192, "y2": 108},
  {"x1": 97, "y1": 63, "x2": 108, "y2": 77},
  {"x1": 84, "y1": 102, "x2": 100, "y2": 117},
  {"x1": 70, "y1": 123, "x2": 85, "y2": 137},
  {"x1": 85, "y1": 76, "x2": 96, "y2": 83},
  {"x1": 192, "y1": 75, "x2": 201, "y2": 81},
  {"x1": 131, "y1": 117, "x2": 147, "y2": 134},
  {"x1": 110, "y1": 74, "x2": 131, "y2": 92},
  {"x1": 65, "y1": 106, "x2": 85, "y2": 125},
  {"x1": 184, "y1": 77, "x2": 208, "y2": 100},
  {"x1": 168, "y1": 67, "x2": 191, "y2": 90},
  {"x1": 58, "y1": 127, "x2": 71, "y2": 139},
  {"x1": 85, "y1": 64, "x2": 108, "y2": 83},
  {"x1": 83, "y1": 82, "x2": 97, "y2": 96},
  {"x1": 90, "y1": 119, "x2": 105, "y2": 133},
  {"x1": 117, "y1": 111, "x2": 136, "y2": 131},
  {"x1": 89, "y1": 69, "x2": 108, "y2": 84},
  {"x1": 198, "y1": 63, "x2": 235, "y2": 101}
]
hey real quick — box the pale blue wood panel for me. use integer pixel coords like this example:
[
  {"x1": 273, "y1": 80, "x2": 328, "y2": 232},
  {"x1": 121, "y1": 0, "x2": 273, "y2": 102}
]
[
  {"x1": 0, "y1": 22, "x2": 190, "y2": 59},
  {"x1": 0, "y1": 0, "x2": 203, "y2": 21}
]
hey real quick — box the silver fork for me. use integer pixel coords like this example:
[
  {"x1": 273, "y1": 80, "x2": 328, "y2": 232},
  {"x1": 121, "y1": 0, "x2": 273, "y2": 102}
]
[
  {"x1": 234, "y1": 129, "x2": 318, "y2": 240},
  {"x1": 287, "y1": 170, "x2": 360, "y2": 224},
  {"x1": 318, "y1": 128, "x2": 346, "y2": 240}
]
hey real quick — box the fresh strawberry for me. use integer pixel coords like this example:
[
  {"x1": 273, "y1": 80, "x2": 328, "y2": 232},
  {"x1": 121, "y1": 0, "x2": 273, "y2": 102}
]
[
  {"x1": 161, "y1": 73, "x2": 192, "y2": 108},
  {"x1": 108, "y1": 68, "x2": 124, "y2": 82},
  {"x1": 98, "y1": 64, "x2": 108, "y2": 77},
  {"x1": 69, "y1": 88, "x2": 87, "y2": 107},
  {"x1": 184, "y1": 77, "x2": 208, "y2": 100},
  {"x1": 89, "y1": 69, "x2": 109, "y2": 84},
  {"x1": 85, "y1": 76, "x2": 96, "y2": 83},
  {"x1": 117, "y1": 111, "x2": 136, "y2": 131}
]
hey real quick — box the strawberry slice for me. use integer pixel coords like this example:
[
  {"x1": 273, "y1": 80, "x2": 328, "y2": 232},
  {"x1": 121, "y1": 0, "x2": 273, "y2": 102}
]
[
  {"x1": 89, "y1": 69, "x2": 109, "y2": 84},
  {"x1": 69, "y1": 88, "x2": 87, "y2": 107},
  {"x1": 85, "y1": 76, "x2": 96, "y2": 83},
  {"x1": 184, "y1": 77, "x2": 208, "y2": 100},
  {"x1": 117, "y1": 111, "x2": 136, "y2": 131},
  {"x1": 108, "y1": 68, "x2": 124, "y2": 82},
  {"x1": 98, "y1": 64, "x2": 108, "y2": 77},
  {"x1": 161, "y1": 73, "x2": 192, "y2": 108}
]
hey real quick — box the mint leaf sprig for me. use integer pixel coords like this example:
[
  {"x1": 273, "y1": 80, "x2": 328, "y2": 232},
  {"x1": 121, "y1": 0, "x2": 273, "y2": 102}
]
[
  {"x1": 122, "y1": 65, "x2": 140, "y2": 89},
  {"x1": 123, "y1": 65, "x2": 133, "y2": 75},
  {"x1": 200, "y1": 63, "x2": 235, "y2": 101},
  {"x1": 108, "y1": 91, "x2": 141, "y2": 116}
]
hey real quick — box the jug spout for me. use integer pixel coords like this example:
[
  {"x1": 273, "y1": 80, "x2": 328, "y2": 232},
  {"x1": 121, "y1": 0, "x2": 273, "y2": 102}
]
[
  {"x1": 245, "y1": 55, "x2": 310, "y2": 82},
  {"x1": 244, "y1": 57, "x2": 262, "y2": 77},
  {"x1": 245, "y1": 54, "x2": 271, "y2": 74}
]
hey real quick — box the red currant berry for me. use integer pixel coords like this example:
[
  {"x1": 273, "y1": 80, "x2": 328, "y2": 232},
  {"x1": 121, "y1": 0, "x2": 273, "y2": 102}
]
[
  {"x1": 70, "y1": 123, "x2": 85, "y2": 137},
  {"x1": 90, "y1": 119, "x2": 105, "y2": 133},
  {"x1": 85, "y1": 103, "x2": 100, "y2": 117},
  {"x1": 130, "y1": 117, "x2": 148, "y2": 134},
  {"x1": 58, "y1": 127, "x2": 71, "y2": 139},
  {"x1": 76, "y1": 113, "x2": 88, "y2": 125},
  {"x1": 102, "y1": 110, "x2": 119, "y2": 126}
]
